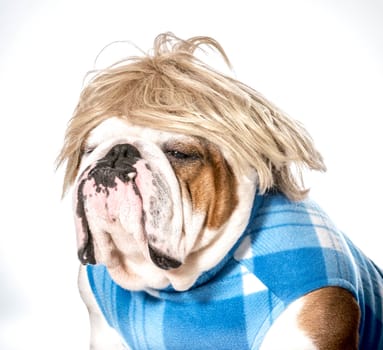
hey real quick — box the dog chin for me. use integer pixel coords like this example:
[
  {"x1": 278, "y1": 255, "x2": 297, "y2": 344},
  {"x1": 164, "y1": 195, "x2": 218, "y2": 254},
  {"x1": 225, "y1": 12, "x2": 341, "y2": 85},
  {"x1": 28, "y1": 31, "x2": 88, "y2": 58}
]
[
  {"x1": 106, "y1": 260, "x2": 172, "y2": 291},
  {"x1": 99, "y1": 245, "x2": 205, "y2": 291}
]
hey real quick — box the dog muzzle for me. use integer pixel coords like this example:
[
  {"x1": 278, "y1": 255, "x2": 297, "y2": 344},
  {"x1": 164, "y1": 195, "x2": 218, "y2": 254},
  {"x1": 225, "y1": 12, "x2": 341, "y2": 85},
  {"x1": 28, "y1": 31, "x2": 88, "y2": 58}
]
[{"x1": 73, "y1": 142, "x2": 184, "y2": 271}]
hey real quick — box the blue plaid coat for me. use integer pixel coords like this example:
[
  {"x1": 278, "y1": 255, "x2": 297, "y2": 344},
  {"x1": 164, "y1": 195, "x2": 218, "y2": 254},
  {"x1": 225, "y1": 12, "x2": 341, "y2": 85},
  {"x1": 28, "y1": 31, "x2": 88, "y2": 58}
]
[{"x1": 87, "y1": 193, "x2": 383, "y2": 349}]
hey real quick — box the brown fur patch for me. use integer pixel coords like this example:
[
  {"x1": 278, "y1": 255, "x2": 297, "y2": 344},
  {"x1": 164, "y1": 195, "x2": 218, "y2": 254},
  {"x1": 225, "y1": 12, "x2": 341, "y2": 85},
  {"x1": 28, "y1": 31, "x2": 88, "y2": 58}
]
[
  {"x1": 298, "y1": 287, "x2": 360, "y2": 349},
  {"x1": 165, "y1": 138, "x2": 238, "y2": 230}
]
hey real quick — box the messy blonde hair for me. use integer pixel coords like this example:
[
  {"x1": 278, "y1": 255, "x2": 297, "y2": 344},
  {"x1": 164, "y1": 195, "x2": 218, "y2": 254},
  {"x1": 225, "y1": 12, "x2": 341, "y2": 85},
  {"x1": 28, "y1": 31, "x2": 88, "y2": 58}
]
[{"x1": 57, "y1": 32, "x2": 325, "y2": 200}]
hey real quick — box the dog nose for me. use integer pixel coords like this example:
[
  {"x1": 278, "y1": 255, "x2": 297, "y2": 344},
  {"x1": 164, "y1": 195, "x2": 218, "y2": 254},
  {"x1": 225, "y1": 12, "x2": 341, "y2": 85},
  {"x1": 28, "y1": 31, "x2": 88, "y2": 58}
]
[
  {"x1": 148, "y1": 244, "x2": 182, "y2": 270},
  {"x1": 105, "y1": 143, "x2": 141, "y2": 167},
  {"x1": 104, "y1": 143, "x2": 141, "y2": 169}
]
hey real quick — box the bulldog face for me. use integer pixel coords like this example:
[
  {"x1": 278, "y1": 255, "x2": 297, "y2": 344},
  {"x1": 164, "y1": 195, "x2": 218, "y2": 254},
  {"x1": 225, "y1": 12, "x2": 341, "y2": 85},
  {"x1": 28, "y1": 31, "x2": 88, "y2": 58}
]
[{"x1": 73, "y1": 117, "x2": 257, "y2": 291}]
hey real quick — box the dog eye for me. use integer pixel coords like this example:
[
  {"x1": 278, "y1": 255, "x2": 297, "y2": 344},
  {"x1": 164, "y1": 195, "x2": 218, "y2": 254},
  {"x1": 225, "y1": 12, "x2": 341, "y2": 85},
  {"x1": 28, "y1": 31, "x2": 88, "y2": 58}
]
[
  {"x1": 166, "y1": 150, "x2": 200, "y2": 161},
  {"x1": 166, "y1": 150, "x2": 190, "y2": 159},
  {"x1": 83, "y1": 146, "x2": 96, "y2": 156}
]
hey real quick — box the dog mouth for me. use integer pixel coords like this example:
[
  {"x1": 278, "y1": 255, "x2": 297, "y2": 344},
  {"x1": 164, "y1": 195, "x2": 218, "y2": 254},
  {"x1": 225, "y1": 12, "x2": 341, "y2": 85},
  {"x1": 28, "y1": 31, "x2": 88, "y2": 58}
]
[
  {"x1": 148, "y1": 244, "x2": 182, "y2": 270},
  {"x1": 74, "y1": 143, "x2": 183, "y2": 271}
]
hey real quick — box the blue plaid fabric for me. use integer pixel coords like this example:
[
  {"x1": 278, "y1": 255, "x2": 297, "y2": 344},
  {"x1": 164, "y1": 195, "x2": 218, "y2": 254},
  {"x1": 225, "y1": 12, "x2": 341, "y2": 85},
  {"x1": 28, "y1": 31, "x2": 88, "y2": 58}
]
[{"x1": 87, "y1": 193, "x2": 383, "y2": 349}]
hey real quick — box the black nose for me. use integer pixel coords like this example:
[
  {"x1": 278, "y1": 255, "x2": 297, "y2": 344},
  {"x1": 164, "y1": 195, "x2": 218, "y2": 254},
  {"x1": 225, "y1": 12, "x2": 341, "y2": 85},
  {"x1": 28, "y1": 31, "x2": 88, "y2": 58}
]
[
  {"x1": 102, "y1": 143, "x2": 141, "y2": 169},
  {"x1": 148, "y1": 245, "x2": 182, "y2": 270}
]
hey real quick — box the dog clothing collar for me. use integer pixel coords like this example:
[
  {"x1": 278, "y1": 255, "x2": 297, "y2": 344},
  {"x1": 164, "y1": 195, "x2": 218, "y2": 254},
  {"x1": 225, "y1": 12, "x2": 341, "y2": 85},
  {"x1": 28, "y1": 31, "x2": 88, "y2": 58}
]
[
  {"x1": 159, "y1": 193, "x2": 266, "y2": 292},
  {"x1": 87, "y1": 193, "x2": 383, "y2": 349}
]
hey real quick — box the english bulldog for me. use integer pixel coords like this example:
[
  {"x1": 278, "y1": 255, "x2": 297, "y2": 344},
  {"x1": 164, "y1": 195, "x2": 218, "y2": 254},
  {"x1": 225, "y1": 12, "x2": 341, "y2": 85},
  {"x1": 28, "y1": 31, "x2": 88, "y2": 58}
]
[{"x1": 58, "y1": 33, "x2": 383, "y2": 349}]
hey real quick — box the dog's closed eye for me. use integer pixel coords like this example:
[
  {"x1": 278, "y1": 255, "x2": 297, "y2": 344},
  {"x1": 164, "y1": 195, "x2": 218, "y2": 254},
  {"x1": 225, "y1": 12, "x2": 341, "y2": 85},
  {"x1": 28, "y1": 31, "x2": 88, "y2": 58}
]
[
  {"x1": 166, "y1": 150, "x2": 200, "y2": 161},
  {"x1": 83, "y1": 146, "x2": 96, "y2": 155},
  {"x1": 82, "y1": 141, "x2": 98, "y2": 156},
  {"x1": 163, "y1": 139, "x2": 204, "y2": 164}
]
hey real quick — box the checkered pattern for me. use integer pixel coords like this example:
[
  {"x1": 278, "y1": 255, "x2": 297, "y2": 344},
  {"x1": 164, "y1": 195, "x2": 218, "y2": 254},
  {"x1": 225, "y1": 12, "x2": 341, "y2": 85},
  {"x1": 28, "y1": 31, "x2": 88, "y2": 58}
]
[{"x1": 87, "y1": 193, "x2": 383, "y2": 349}]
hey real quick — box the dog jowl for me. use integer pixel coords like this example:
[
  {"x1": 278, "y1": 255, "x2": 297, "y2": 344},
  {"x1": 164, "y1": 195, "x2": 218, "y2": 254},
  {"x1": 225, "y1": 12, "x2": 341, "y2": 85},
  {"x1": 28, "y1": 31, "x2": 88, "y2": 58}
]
[{"x1": 75, "y1": 143, "x2": 141, "y2": 265}]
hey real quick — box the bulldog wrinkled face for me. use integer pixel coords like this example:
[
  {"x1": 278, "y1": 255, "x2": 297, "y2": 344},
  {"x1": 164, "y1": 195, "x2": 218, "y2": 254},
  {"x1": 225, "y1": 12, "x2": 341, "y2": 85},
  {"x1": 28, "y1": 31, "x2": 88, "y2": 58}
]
[{"x1": 73, "y1": 117, "x2": 256, "y2": 291}]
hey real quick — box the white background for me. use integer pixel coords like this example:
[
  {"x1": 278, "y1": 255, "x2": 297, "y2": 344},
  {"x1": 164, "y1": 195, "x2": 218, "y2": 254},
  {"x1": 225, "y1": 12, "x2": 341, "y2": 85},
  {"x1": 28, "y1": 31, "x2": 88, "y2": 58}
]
[{"x1": 0, "y1": 0, "x2": 382, "y2": 349}]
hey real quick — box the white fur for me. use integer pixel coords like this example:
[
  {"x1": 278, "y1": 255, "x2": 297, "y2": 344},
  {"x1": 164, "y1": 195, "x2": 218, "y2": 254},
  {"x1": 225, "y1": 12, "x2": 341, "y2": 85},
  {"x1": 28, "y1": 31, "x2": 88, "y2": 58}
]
[{"x1": 260, "y1": 297, "x2": 317, "y2": 350}]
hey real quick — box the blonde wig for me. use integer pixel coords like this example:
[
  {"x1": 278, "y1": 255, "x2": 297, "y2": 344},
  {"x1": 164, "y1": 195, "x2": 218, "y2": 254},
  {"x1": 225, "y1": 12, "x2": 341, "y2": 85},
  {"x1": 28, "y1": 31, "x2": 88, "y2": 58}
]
[{"x1": 58, "y1": 32, "x2": 326, "y2": 200}]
